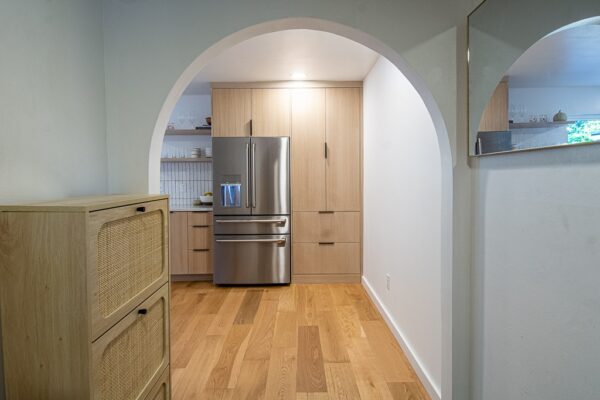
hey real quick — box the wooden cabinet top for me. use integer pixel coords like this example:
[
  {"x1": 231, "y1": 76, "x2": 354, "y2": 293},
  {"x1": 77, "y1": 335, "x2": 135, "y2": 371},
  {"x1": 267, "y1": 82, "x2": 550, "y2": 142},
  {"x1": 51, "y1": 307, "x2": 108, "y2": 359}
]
[{"x1": 0, "y1": 194, "x2": 168, "y2": 212}]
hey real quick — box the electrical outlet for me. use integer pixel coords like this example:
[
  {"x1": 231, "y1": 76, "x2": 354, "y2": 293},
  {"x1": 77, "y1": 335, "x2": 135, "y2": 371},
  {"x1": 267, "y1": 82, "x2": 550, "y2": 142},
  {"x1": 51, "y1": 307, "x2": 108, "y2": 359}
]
[{"x1": 386, "y1": 274, "x2": 391, "y2": 290}]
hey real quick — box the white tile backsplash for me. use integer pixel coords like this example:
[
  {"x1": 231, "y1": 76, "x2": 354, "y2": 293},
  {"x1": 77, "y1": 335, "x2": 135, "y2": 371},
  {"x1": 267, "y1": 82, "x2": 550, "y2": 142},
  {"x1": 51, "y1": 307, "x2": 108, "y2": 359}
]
[{"x1": 160, "y1": 161, "x2": 212, "y2": 208}]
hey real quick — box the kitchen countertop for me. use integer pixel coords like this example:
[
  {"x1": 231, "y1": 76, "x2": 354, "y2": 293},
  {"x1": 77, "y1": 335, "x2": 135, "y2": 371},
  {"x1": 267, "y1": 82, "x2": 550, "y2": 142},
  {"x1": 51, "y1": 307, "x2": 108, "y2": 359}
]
[{"x1": 170, "y1": 206, "x2": 213, "y2": 212}]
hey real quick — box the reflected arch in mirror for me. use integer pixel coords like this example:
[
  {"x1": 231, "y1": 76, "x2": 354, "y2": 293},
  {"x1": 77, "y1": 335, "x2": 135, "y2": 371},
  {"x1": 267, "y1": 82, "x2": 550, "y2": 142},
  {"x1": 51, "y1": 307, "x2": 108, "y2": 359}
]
[{"x1": 468, "y1": 0, "x2": 600, "y2": 155}]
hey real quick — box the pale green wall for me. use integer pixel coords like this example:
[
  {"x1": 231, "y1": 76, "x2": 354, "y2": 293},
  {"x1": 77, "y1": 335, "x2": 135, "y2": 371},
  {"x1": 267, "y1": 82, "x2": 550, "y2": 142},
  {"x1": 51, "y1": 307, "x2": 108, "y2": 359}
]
[
  {"x1": 0, "y1": 1, "x2": 108, "y2": 397},
  {"x1": 0, "y1": 0, "x2": 107, "y2": 203}
]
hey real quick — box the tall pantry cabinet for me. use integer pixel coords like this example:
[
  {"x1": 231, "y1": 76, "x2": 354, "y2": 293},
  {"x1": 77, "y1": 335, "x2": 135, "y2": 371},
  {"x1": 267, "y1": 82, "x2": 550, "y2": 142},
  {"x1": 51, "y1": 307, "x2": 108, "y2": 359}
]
[
  {"x1": 291, "y1": 87, "x2": 362, "y2": 282},
  {"x1": 211, "y1": 83, "x2": 362, "y2": 283},
  {"x1": 0, "y1": 195, "x2": 171, "y2": 400}
]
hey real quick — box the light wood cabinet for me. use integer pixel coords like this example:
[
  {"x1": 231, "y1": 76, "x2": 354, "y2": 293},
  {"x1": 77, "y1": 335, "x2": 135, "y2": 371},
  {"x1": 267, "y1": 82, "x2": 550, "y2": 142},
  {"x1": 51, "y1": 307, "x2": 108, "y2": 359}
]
[
  {"x1": 252, "y1": 88, "x2": 291, "y2": 136},
  {"x1": 292, "y1": 211, "x2": 360, "y2": 243},
  {"x1": 212, "y1": 88, "x2": 252, "y2": 137},
  {"x1": 291, "y1": 88, "x2": 327, "y2": 211},
  {"x1": 170, "y1": 211, "x2": 189, "y2": 275},
  {"x1": 170, "y1": 210, "x2": 213, "y2": 276},
  {"x1": 478, "y1": 81, "x2": 509, "y2": 132},
  {"x1": 293, "y1": 242, "x2": 360, "y2": 275},
  {"x1": 325, "y1": 88, "x2": 361, "y2": 211},
  {"x1": 212, "y1": 88, "x2": 291, "y2": 137},
  {"x1": 0, "y1": 194, "x2": 170, "y2": 400}
]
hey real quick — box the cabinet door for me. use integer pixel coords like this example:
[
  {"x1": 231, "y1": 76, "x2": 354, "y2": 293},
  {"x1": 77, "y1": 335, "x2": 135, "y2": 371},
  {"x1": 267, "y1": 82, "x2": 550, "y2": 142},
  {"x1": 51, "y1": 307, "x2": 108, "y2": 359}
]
[
  {"x1": 88, "y1": 200, "x2": 169, "y2": 340},
  {"x1": 478, "y1": 81, "x2": 508, "y2": 132},
  {"x1": 293, "y1": 242, "x2": 360, "y2": 274},
  {"x1": 251, "y1": 88, "x2": 291, "y2": 136},
  {"x1": 291, "y1": 88, "x2": 327, "y2": 211},
  {"x1": 325, "y1": 88, "x2": 361, "y2": 211},
  {"x1": 292, "y1": 211, "x2": 360, "y2": 243},
  {"x1": 212, "y1": 88, "x2": 252, "y2": 137},
  {"x1": 92, "y1": 284, "x2": 169, "y2": 400},
  {"x1": 169, "y1": 212, "x2": 188, "y2": 275}
]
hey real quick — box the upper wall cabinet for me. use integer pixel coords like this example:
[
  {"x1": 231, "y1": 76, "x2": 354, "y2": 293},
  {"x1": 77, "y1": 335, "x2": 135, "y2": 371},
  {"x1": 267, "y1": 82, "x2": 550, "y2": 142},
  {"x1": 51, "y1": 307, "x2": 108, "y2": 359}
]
[
  {"x1": 212, "y1": 88, "x2": 252, "y2": 137},
  {"x1": 291, "y1": 88, "x2": 327, "y2": 211},
  {"x1": 325, "y1": 88, "x2": 361, "y2": 211},
  {"x1": 212, "y1": 88, "x2": 290, "y2": 137},
  {"x1": 252, "y1": 88, "x2": 291, "y2": 136}
]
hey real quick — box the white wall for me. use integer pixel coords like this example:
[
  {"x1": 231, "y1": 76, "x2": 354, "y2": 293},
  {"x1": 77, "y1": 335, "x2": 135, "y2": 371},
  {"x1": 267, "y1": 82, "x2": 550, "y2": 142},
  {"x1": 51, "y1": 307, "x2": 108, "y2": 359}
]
[
  {"x1": 0, "y1": 0, "x2": 107, "y2": 203},
  {"x1": 363, "y1": 56, "x2": 443, "y2": 398},
  {"x1": 169, "y1": 94, "x2": 212, "y2": 129},
  {"x1": 472, "y1": 145, "x2": 600, "y2": 400}
]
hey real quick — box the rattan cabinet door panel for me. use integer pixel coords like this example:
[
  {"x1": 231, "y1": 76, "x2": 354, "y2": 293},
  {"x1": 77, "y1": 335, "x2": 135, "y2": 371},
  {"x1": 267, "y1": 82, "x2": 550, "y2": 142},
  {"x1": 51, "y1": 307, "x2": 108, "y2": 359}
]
[
  {"x1": 88, "y1": 199, "x2": 169, "y2": 340},
  {"x1": 92, "y1": 284, "x2": 169, "y2": 400}
]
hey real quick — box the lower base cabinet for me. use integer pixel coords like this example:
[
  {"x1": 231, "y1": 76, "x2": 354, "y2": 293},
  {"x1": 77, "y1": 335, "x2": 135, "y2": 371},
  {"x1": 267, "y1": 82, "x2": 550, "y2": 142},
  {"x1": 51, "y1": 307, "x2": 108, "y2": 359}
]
[
  {"x1": 293, "y1": 242, "x2": 360, "y2": 275},
  {"x1": 92, "y1": 284, "x2": 169, "y2": 400},
  {"x1": 170, "y1": 211, "x2": 213, "y2": 277}
]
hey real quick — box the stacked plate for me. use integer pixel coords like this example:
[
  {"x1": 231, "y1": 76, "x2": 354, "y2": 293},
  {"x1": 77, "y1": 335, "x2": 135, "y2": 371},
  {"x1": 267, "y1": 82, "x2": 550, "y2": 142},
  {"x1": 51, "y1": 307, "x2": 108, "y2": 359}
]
[{"x1": 191, "y1": 147, "x2": 202, "y2": 158}]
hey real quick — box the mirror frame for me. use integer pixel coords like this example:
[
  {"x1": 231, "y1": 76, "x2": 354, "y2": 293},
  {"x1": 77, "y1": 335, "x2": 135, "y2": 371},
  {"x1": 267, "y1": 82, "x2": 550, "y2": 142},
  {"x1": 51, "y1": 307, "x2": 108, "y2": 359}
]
[{"x1": 467, "y1": 0, "x2": 600, "y2": 157}]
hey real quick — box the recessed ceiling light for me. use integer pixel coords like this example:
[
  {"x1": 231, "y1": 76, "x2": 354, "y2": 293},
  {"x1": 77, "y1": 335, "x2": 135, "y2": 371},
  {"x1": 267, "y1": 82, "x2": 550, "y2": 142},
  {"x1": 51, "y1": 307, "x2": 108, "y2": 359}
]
[{"x1": 291, "y1": 71, "x2": 306, "y2": 80}]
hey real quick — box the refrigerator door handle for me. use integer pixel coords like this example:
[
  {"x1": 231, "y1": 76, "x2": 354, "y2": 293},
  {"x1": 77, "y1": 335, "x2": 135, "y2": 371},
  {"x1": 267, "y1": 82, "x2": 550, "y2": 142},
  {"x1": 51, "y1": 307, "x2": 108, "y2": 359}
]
[
  {"x1": 251, "y1": 142, "x2": 257, "y2": 208},
  {"x1": 245, "y1": 142, "x2": 250, "y2": 208},
  {"x1": 216, "y1": 238, "x2": 286, "y2": 244},
  {"x1": 215, "y1": 218, "x2": 286, "y2": 224}
]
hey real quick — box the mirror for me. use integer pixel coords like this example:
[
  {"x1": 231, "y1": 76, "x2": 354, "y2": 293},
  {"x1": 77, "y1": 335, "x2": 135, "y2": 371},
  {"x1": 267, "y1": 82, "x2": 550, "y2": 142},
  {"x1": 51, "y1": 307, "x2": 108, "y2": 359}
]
[{"x1": 468, "y1": 0, "x2": 600, "y2": 156}]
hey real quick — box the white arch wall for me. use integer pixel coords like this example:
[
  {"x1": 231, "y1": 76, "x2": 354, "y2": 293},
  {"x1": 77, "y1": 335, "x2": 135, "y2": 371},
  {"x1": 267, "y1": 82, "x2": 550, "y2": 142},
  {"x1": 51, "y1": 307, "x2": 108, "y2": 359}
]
[{"x1": 363, "y1": 56, "x2": 443, "y2": 397}]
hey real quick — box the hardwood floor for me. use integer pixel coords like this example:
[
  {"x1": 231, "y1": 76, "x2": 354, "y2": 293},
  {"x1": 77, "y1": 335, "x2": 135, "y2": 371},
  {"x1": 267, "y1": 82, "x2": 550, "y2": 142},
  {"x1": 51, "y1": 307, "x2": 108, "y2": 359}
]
[{"x1": 170, "y1": 282, "x2": 429, "y2": 400}]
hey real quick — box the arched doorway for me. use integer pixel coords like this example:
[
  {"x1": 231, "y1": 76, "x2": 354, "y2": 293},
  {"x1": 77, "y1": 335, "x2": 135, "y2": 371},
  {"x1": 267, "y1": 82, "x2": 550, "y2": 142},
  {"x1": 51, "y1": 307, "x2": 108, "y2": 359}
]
[{"x1": 148, "y1": 17, "x2": 453, "y2": 400}]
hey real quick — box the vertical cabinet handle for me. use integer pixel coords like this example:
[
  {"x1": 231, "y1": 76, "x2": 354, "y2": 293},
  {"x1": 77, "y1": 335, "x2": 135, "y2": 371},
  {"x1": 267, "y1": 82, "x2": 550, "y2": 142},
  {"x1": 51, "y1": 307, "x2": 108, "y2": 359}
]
[
  {"x1": 250, "y1": 119, "x2": 253, "y2": 136},
  {"x1": 324, "y1": 142, "x2": 328, "y2": 159}
]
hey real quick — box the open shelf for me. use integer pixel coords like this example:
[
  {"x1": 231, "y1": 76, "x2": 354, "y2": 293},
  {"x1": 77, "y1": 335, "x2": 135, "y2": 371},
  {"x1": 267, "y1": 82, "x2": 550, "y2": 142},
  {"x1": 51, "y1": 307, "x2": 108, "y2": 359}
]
[
  {"x1": 164, "y1": 127, "x2": 211, "y2": 136},
  {"x1": 509, "y1": 121, "x2": 573, "y2": 129},
  {"x1": 161, "y1": 157, "x2": 212, "y2": 163}
]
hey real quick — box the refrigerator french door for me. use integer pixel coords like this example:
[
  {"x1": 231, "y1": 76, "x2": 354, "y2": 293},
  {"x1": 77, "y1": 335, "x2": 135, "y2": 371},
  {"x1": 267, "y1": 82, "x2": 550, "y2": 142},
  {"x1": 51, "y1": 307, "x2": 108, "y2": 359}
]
[{"x1": 212, "y1": 137, "x2": 291, "y2": 284}]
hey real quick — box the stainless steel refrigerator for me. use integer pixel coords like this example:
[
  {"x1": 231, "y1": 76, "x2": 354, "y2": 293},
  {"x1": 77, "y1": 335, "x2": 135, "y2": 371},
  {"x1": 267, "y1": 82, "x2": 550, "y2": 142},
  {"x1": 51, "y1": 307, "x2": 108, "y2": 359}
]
[{"x1": 212, "y1": 137, "x2": 290, "y2": 284}]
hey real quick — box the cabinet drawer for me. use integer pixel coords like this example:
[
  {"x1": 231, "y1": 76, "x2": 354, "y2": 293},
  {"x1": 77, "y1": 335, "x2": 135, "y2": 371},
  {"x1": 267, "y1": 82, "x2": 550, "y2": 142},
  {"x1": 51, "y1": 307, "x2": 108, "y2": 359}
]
[
  {"x1": 189, "y1": 250, "x2": 212, "y2": 274},
  {"x1": 92, "y1": 284, "x2": 169, "y2": 400},
  {"x1": 188, "y1": 211, "x2": 213, "y2": 226},
  {"x1": 188, "y1": 225, "x2": 212, "y2": 250},
  {"x1": 293, "y1": 242, "x2": 360, "y2": 274},
  {"x1": 88, "y1": 200, "x2": 169, "y2": 340},
  {"x1": 293, "y1": 212, "x2": 360, "y2": 243},
  {"x1": 145, "y1": 367, "x2": 170, "y2": 400}
]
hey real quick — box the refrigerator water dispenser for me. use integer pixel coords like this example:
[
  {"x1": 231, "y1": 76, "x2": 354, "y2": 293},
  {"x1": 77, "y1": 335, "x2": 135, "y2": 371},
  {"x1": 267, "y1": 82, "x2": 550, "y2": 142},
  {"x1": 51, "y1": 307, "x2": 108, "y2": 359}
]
[{"x1": 220, "y1": 183, "x2": 242, "y2": 208}]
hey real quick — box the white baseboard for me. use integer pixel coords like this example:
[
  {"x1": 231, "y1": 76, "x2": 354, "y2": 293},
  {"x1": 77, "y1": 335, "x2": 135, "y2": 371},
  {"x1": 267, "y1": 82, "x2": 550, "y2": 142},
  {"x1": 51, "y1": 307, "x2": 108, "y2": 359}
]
[{"x1": 361, "y1": 276, "x2": 441, "y2": 400}]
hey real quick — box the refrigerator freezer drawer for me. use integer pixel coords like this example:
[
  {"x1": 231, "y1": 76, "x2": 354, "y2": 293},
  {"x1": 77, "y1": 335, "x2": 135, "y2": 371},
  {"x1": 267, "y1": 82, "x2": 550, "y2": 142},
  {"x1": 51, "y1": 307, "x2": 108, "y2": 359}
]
[
  {"x1": 213, "y1": 234, "x2": 290, "y2": 284},
  {"x1": 213, "y1": 215, "x2": 290, "y2": 235}
]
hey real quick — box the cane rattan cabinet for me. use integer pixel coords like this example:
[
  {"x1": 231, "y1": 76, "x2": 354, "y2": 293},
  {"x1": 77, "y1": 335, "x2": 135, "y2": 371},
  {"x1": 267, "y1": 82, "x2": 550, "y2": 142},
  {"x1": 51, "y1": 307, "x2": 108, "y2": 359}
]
[{"x1": 0, "y1": 195, "x2": 171, "y2": 400}]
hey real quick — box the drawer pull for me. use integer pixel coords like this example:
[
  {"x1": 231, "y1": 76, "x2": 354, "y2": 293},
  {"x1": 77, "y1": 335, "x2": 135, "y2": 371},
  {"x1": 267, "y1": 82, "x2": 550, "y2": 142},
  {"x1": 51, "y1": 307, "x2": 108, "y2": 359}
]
[
  {"x1": 136, "y1": 206, "x2": 146, "y2": 212},
  {"x1": 192, "y1": 225, "x2": 210, "y2": 228},
  {"x1": 137, "y1": 308, "x2": 148, "y2": 315},
  {"x1": 318, "y1": 242, "x2": 335, "y2": 245},
  {"x1": 318, "y1": 211, "x2": 334, "y2": 214},
  {"x1": 193, "y1": 249, "x2": 210, "y2": 252}
]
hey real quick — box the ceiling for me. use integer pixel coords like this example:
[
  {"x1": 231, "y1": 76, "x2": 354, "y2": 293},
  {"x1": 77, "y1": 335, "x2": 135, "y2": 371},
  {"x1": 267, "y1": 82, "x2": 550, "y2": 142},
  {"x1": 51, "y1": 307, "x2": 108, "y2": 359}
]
[
  {"x1": 507, "y1": 23, "x2": 600, "y2": 87},
  {"x1": 184, "y1": 29, "x2": 379, "y2": 95}
]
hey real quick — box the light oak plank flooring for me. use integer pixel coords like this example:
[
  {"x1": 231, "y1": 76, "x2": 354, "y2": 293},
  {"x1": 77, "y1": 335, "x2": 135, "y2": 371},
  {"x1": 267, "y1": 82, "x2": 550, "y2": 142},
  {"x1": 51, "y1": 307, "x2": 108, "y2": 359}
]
[{"x1": 171, "y1": 282, "x2": 430, "y2": 400}]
